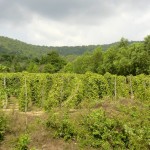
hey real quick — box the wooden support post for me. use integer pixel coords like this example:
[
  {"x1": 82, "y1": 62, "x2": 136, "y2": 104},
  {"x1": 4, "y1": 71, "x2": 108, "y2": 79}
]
[
  {"x1": 130, "y1": 75, "x2": 134, "y2": 99},
  {"x1": 41, "y1": 83, "x2": 44, "y2": 108},
  {"x1": 24, "y1": 77, "x2": 28, "y2": 130},
  {"x1": 114, "y1": 76, "x2": 117, "y2": 100},
  {"x1": 24, "y1": 77, "x2": 28, "y2": 112},
  {"x1": 3, "y1": 77, "x2": 8, "y2": 109}
]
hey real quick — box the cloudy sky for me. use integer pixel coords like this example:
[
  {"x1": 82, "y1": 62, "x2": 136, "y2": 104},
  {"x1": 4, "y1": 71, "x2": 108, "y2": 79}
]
[{"x1": 0, "y1": 0, "x2": 150, "y2": 46}]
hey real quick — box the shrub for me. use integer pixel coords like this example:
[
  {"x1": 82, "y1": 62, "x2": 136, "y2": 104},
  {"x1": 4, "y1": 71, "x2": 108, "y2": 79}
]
[
  {"x1": 46, "y1": 111, "x2": 76, "y2": 141},
  {"x1": 16, "y1": 134, "x2": 30, "y2": 150},
  {"x1": 0, "y1": 112, "x2": 7, "y2": 141},
  {"x1": 78, "y1": 109, "x2": 127, "y2": 148}
]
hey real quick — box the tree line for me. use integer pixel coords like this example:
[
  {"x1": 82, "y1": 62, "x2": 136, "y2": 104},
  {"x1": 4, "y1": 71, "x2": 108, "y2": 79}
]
[
  {"x1": 0, "y1": 35, "x2": 149, "y2": 76},
  {"x1": 64, "y1": 36, "x2": 150, "y2": 75}
]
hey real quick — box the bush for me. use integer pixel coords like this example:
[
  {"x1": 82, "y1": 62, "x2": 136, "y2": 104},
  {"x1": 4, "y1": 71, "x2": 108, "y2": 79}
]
[
  {"x1": 46, "y1": 111, "x2": 76, "y2": 141},
  {"x1": 46, "y1": 108, "x2": 149, "y2": 149},
  {"x1": 16, "y1": 134, "x2": 30, "y2": 150},
  {"x1": 0, "y1": 112, "x2": 7, "y2": 141},
  {"x1": 78, "y1": 109, "x2": 128, "y2": 148}
]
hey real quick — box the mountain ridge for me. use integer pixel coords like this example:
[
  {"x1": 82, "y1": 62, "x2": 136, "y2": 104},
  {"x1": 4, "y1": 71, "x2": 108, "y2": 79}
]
[{"x1": 0, "y1": 35, "x2": 141, "y2": 57}]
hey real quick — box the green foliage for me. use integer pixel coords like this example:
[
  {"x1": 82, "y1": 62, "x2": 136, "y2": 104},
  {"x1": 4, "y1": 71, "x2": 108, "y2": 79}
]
[
  {"x1": 65, "y1": 37, "x2": 149, "y2": 76},
  {"x1": 0, "y1": 73, "x2": 149, "y2": 111},
  {"x1": 46, "y1": 112, "x2": 76, "y2": 141},
  {"x1": 117, "y1": 75, "x2": 129, "y2": 98},
  {"x1": 45, "y1": 73, "x2": 84, "y2": 109},
  {"x1": 0, "y1": 72, "x2": 149, "y2": 149},
  {"x1": 79, "y1": 110, "x2": 127, "y2": 148},
  {"x1": 144, "y1": 35, "x2": 150, "y2": 55},
  {"x1": 40, "y1": 51, "x2": 67, "y2": 73},
  {"x1": 0, "y1": 64, "x2": 9, "y2": 72},
  {"x1": 43, "y1": 63, "x2": 55, "y2": 73},
  {"x1": 0, "y1": 53, "x2": 29, "y2": 73},
  {"x1": 46, "y1": 107, "x2": 150, "y2": 149},
  {"x1": 19, "y1": 74, "x2": 31, "y2": 111},
  {"x1": 92, "y1": 47, "x2": 104, "y2": 73},
  {"x1": 18, "y1": 73, "x2": 53, "y2": 111},
  {"x1": 79, "y1": 108, "x2": 149, "y2": 149},
  {"x1": 104, "y1": 73, "x2": 129, "y2": 99},
  {"x1": 70, "y1": 53, "x2": 93, "y2": 73},
  {"x1": 62, "y1": 62, "x2": 74, "y2": 73},
  {"x1": 16, "y1": 134, "x2": 30, "y2": 150},
  {"x1": 117, "y1": 104, "x2": 150, "y2": 149},
  {"x1": 66, "y1": 48, "x2": 104, "y2": 74},
  {"x1": 83, "y1": 72, "x2": 108, "y2": 100},
  {"x1": 45, "y1": 72, "x2": 108, "y2": 110},
  {"x1": 63, "y1": 75, "x2": 84, "y2": 108},
  {"x1": 118, "y1": 37, "x2": 129, "y2": 48},
  {"x1": 131, "y1": 74, "x2": 150, "y2": 101},
  {"x1": 0, "y1": 112, "x2": 7, "y2": 141},
  {"x1": 1, "y1": 35, "x2": 149, "y2": 75},
  {"x1": 29, "y1": 74, "x2": 53, "y2": 108},
  {"x1": 26, "y1": 62, "x2": 39, "y2": 73},
  {"x1": 0, "y1": 36, "x2": 101, "y2": 57}
]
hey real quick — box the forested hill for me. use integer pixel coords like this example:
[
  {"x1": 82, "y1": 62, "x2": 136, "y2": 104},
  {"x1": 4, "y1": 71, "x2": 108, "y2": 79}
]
[
  {"x1": 0, "y1": 36, "x2": 97, "y2": 57},
  {"x1": 0, "y1": 36, "x2": 138, "y2": 57}
]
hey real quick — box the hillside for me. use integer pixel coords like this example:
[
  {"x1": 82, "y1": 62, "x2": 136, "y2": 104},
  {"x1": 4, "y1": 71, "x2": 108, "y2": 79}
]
[
  {"x1": 0, "y1": 36, "x2": 138, "y2": 57},
  {"x1": 0, "y1": 36, "x2": 99, "y2": 57}
]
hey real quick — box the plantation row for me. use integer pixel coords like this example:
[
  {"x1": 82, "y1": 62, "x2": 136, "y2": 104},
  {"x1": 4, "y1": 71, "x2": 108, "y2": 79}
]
[{"x1": 0, "y1": 72, "x2": 149, "y2": 111}]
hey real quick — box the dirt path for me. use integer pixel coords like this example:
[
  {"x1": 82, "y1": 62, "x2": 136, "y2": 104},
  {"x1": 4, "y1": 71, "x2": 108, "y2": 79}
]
[{"x1": 2, "y1": 108, "x2": 45, "y2": 116}]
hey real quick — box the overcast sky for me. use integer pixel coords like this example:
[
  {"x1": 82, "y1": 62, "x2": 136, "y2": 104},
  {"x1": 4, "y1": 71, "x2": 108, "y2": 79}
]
[{"x1": 0, "y1": 0, "x2": 150, "y2": 46}]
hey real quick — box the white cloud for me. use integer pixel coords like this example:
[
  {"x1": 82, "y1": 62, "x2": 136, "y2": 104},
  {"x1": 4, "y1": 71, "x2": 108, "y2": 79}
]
[{"x1": 0, "y1": 0, "x2": 150, "y2": 46}]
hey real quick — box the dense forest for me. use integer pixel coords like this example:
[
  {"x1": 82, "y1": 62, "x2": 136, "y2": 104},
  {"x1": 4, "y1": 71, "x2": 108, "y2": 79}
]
[
  {"x1": 64, "y1": 37, "x2": 150, "y2": 75},
  {"x1": 0, "y1": 36, "x2": 102, "y2": 56},
  {"x1": 0, "y1": 35, "x2": 149, "y2": 75}
]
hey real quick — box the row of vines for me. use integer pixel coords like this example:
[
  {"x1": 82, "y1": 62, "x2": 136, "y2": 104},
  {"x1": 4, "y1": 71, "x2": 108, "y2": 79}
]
[{"x1": 0, "y1": 72, "x2": 149, "y2": 111}]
